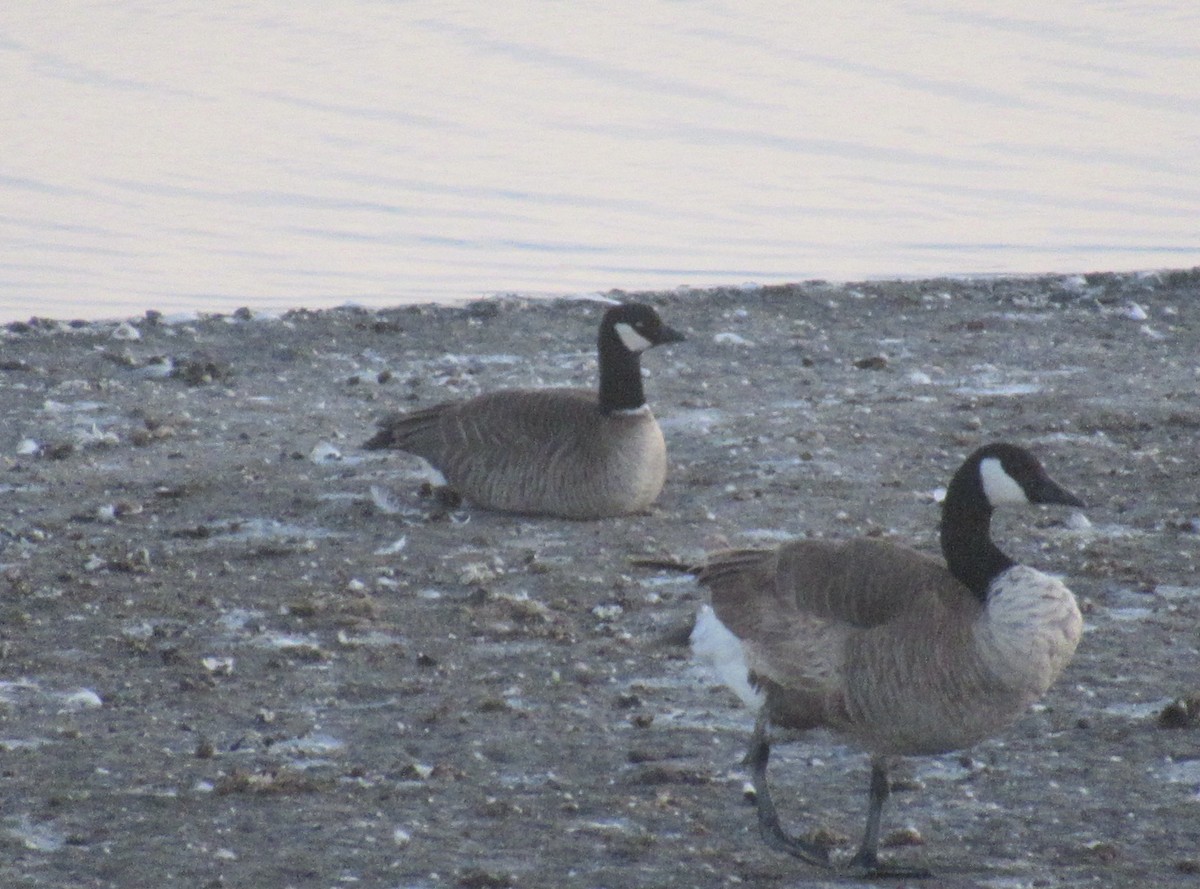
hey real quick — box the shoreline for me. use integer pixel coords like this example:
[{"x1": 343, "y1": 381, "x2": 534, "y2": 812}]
[{"x1": 4, "y1": 265, "x2": 1196, "y2": 330}]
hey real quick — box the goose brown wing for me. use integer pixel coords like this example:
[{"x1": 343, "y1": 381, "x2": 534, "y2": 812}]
[
  {"x1": 365, "y1": 388, "x2": 598, "y2": 460},
  {"x1": 700, "y1": 538, "x2": 957, "y2": 634},
  {"x1": 772, "y1": 538, "x2": 959, "y2": 625},
  {"x1": 698, "y1": 538, "x2": 971, "y2": 728},
  {"x1": 365, "y1": 388, "x2": 669, "y2": 517}
]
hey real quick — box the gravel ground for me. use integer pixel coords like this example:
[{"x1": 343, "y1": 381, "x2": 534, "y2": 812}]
[{"x1": 1, "y1": 269, "x2": 1198, "y2": 889}]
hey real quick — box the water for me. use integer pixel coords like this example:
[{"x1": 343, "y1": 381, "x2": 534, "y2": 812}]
[{"x1": 2, "y1": 2, "x2": 1198, "y2": 322}]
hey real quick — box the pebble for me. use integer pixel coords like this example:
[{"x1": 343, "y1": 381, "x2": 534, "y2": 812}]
[
  {"x1": 1066, "y1": 512, "x2": 1093, "y2": 531},
  {"x1": 713, "y1": 332, "x2": 753, "y2": 346},
  {"x1": 882, "y1": 826, "x2": 925, "y2": 848},
  {"x1": 309, "y1": 442, "x2": 342, "y2": 463},
  {"x1": 201, "y1": 656, "x2": 235, "y2": 676},
  {"x1": 59, "y1": 689, "x2": 104, "y2": 710},
  {"x1": 111, "y1": 321, "x2": 141, "y2": 341}
]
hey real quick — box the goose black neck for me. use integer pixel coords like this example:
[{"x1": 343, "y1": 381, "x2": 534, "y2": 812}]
[
  {"x1": 940, "y1": 474, "x2": 1015, "y2": 601},
  {"x1": 597, "y1": 332, "x2": 647, "y2": 413}
]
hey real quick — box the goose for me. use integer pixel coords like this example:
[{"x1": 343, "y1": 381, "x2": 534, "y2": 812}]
[
  {"x1": 690, "y1": 442, "x2": 1085, "y2": 875},
  {"x1": 363, "y1": 302, "x2": 685, "y2": 519}
]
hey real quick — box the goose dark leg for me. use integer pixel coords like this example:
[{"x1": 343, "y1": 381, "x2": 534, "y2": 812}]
[
  {"x1": 745, "y1": 711, "x2": 831, "y2": 868},
  {"x1": 847, "y1": 757, "x2": 932, "y2": 879}
]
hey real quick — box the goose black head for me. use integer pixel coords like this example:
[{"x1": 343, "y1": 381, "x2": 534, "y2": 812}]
[
  {"x1": 941, "y1": 442, "x2": 1084, "y2": 599},
  {"x1": 966, "y1": 442, "x2": 1085, "y2": 511},
  {"x1": 601, "y1": 303, "x2": 686, "y2": 354}
]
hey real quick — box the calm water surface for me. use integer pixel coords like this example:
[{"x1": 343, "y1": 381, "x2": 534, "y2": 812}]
[{"x1": 3, "y1": 3, "x2": 1199, "y2": 321}]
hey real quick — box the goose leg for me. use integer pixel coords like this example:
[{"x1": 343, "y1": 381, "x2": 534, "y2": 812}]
[
  {"x1": 847, "y1": 757, "x2": 932, "y2": 879},
  {"x1": 745, "y1": 711, "x2": 831, "y2": 868}
]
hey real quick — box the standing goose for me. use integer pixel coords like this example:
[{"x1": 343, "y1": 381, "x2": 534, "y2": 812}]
[
  {"x1": 364, "y1": 302, "x2": 685, "y2": 519},
  {"x1": 691, "y1": 443, "x2": 1085, "y2": 875}
]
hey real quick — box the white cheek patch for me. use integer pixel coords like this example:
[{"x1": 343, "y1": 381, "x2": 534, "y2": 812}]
[
  {"x1": 614, "y1": 322, "x2": 654, "y2": 353},
  {"x1": 980, "y1": 457, "x2": 1029, "y2": 506}
]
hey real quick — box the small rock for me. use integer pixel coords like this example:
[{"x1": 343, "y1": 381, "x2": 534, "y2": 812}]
[
  {"x1": 456, "y1": 868, "x2": 514, "y2": 889},
  {"x1": 476, "y1": 698, "x2": 511, "y2": 714},
  {"x1": 478, "y1": 796, "x2": 521, "y2": 818},
  {"x1": 459, "y1": 562, "x2": 498, "y2": 585},
  {"x1": 1158, "y1": 696, "x2": 1200, "y2": 729},
  {"x1": 808, "y1": 825, "x2": 850, "y2": 849},
  {"x1": 111, "y1": 321, "x2": 141, "y2": 341},
  {"x1": 74, "y1": 425, "x2": 119, "y2": 450},
  {"x1": 1065, "y1": 512, "x2": 1092, "y2": 531},
  {"x1": 60, "y1": 689, "x2": 103, "y2": 710},
  {"x1": 713, "y1": 331, "x2": 753, "y2": 346},
  {"x1": 174, "y1": 355, "x2": 232, "y2": 386},
  {"x1": 1084, "y1": 841, "x2": 1120, "y2": 863},
  {"x1": 201, "y1": 656, "x2": 235, "y2": 676},
  {"x1": 137, "y1": 356, "x2": 174, "y2": 378},
  {"x1": 38, "y1": 440, "x2": 75, "y2": 460},
  {"x1": 882, "y1": 826, "x2": 925, "y2": 848},
  {"x1": 591, "y1": 603, "x2": 623, "y2": 620},
  {"x1": 374, "y1": 536, "x2": 409, "y2": 555},
  {"x1": 854, "y1": 355, "x2": 888, "y2": 370},
  {"x1": 309, "y1": 442, "x2": 342, "y2": 464},
  {"x1": 399, "y1": 762, "x2": 434, "y2": 781},
  {"x1": 614, "y1": 693, "x2": 642, "y2": 709}
]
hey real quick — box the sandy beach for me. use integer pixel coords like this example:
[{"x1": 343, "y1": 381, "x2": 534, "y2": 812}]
[{"x1": 2, "y1": 270, "x2": 1198, "y2": 888}]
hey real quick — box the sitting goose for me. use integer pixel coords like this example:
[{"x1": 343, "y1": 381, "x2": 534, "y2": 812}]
[
  {"x1": 364, "y1": 302, "x2": 685, "y2": 519},
  {"x1": 691, "y1": 443, "x2": 1085, "y2": 875}
]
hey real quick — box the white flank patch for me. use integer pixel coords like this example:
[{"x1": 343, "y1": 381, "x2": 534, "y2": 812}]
[
  {"x1": 980, "y1": 457, "x2": 1029, "y2": 506},
  {"x1": 690, "y1": 606, "x2": 764, "y2": 709},
  {"x1": 614, "y1": 322, "x2": 654, "y2": 353}
]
